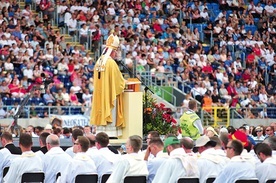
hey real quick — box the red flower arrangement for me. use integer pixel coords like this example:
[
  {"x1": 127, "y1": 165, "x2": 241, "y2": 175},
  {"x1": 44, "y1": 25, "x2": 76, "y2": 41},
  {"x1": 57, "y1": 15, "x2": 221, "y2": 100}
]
[{"x1": 143, "y1": 94, "x2": 179, "y2": 135}]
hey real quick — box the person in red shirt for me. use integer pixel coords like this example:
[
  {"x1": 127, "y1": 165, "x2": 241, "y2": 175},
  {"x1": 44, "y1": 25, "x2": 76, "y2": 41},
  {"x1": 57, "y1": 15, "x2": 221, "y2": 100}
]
[
  {"x1": 241, "y1": 68, "x2": 251, "y2": 82},
  {"x1": 227, "y1": 80, "x2": 239, "y2": 107},
  {"x1": 67, "y1": 60, "x2": 74, "y2": 75},
  {"x1": 152, "y1": 20, "x2": 163, "y2": 33},
  {"x1": 252, "y1": 43, "x2": 261, "y2": 57},
  {"x1": 246, "y1": 51, "x2": 256, "y2": 68},
  {"x1": 8, "y1": 79, "x2": 26, "y2": 98},
  {"x1": 202, "y1": 61, "x2": 213, "y2": 75}
]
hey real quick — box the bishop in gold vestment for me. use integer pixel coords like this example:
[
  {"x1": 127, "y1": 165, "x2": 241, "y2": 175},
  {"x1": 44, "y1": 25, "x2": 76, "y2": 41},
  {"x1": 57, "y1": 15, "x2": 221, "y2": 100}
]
[{"x1": 90, "y1": 33, "x2": 125, "y2": 127}]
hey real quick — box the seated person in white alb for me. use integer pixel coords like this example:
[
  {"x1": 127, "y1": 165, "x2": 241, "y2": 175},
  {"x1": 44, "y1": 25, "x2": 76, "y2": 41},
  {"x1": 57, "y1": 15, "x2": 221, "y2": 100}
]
[
  {"x1": 58, "y1": 136, "x2": 97, "y2": 183},
  {"x1": 88, "y1": 132, "x2": 119, "y2": 180},
  {"x1": 106, "y1": 135, "x2": 148, "y2": 183},
  {"x1": 214, "y1": 139, "x2": 257, "y2": 183},
  {"x1": 152, "y1": 136, "x2": 198, "y2": 183},
  {"x1": 3, "y1": 133, "x2": 43, "y2": 183},
  {"x1": 65, "y1": 129, "x2": 84, "y2": 157},
  {"x1": 43, "y1": 134, "x2": 72, "y2": 183},
  {"x1": 254, "y1": 143, "x2": 276, "y2": 183}
]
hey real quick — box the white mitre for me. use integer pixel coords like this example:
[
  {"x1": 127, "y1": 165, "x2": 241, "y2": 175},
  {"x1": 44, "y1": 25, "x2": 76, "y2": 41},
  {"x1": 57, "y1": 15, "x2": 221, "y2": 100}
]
[{"x1": 95, "y1": 33, "x2": 120, "y2": 72}]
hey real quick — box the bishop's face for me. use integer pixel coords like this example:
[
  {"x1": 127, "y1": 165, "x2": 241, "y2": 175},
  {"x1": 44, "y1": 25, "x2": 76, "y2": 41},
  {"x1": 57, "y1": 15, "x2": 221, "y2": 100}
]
[{"x1": 110, "y1": 49, "x2": 118, "y2": 59}]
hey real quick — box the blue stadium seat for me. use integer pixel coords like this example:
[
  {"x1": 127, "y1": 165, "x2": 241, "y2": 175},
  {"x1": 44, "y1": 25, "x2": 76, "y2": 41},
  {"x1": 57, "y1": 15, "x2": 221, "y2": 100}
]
[
  {"x1": 245, "y1": 25, "x2": 257, "y2": 34},
  {"x1": 193, "y1": 24, "x2": 202, "y2": 31},
  {"x1": 211, "y1": 3, "x2": 219, "y2": 10},
  {"x1": 2, "y1": 97, "x2": 11, "y2": 105},
  {"x1": 254, "y1": 18, "x2": 259, "y2": 23},
  {"x1": 213, "y1": 10, "x2": 221, "y2": 18},
  {"x1": 30, "y1": 97, "x2": 44, "y2": 105},
  {"x1": 187, "y1": 23, "x2": 193, "y2": 30},
  {"x1": 203, "y1": 45, "x2": 210, "y2": 53},
  {"x1": 253, "y1": 0, "x2": 259, "y2": 5},
  {"x1": 62, "y1": 107, "x2": 69, "y2": 115},
  {"x1": 226, "y1": 10, "x2": 233, "y2": 18},
  {"x1": 149, "y1": 7, "x2": 156, "y2": 12},
  {"x1": 139, "y1": 14, "x2": 146, "y2": 20},
  {"x1": 207, "y1": 3, "x2": 213, "y2": 10},
  {"x1": 35, "y1": 107, "x2": 44, "y2": 116},
  {"x1": 71, "y1": 107, "x2": 82, "y2": 115},
  {"x1": 187, "y1": 2, "x2": 194, "y2": 7},
  {"x1": 65, "y1": 83, "x2": 72, "y2": 93},
  {"x1": 11, "y1": 98, "x2": 20, "y2": 105}
]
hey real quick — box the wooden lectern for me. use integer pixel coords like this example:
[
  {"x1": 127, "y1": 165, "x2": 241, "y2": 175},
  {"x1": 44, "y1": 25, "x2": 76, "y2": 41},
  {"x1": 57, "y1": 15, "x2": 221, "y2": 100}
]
[
  {"x1": 121, "y1": 91, "x2": 143, "y2": 139},
  {"x1": 110, "y1": 80, "x2": 143, "y2": 144}
]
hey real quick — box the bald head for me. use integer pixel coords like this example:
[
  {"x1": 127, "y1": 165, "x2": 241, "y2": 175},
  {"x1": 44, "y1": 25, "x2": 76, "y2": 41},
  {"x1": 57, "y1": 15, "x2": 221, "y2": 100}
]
[
  {"x1": 180, "y1": 137, "x2": 194, "y2": 150},
  {"x1": 46, "y1": 134, "x2": 60, "y2": 150}
]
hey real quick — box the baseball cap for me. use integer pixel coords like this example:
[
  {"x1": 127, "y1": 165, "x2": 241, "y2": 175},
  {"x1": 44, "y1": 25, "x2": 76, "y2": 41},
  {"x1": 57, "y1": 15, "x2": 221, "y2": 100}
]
[
  {"x1": 228, "y1": 130, "x2": 248, "y2": 147},
  {"x1": 45, "y1": 124, "x2": 52, "y2": 130},
  {"x1": 206, "y1": 126, "x2": 218, "y2": 136},
  {"x1": 163, "y1": 137, "x2": 180, "y2": 152},
  {"x1": 195, "y1": 135, "x2": 217, "y2": 147}
]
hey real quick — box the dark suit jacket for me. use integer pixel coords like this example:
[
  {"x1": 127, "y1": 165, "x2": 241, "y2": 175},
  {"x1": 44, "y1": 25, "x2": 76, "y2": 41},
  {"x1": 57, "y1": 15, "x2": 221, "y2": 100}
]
[
  {"x1": 39, "y1": 146, "x2": 48, "y2": 154},
  {"x1": 108, "y1": 145, "x2": 118, "y2": 154},
  {"x1": 5, "y1": 143, "x2": 22, "y2": 155}
]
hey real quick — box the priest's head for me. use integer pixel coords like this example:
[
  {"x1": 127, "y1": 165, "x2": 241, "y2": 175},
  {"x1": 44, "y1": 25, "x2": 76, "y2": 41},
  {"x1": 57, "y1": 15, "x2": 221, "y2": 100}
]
[
  {"x1": 163, "y1": 136, "x2": 180, "y2": 155},
  {"x1": 19, "y1": 133, "x2": 33, "y2": 152},
  {"x1": 104, "y1": 33, "x2": 120, "y2": 59},
  {"x1": 126, "y1": 135, "x2": 143, "y2": 154}
]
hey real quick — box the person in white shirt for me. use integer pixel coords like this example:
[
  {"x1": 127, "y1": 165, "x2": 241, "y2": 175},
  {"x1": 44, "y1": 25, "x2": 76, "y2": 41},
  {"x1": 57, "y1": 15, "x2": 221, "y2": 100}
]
[
  {"x1": 23, "y1": 64, "x2": 33, "y2": 80},
  {"x1": 106, "y1": 135, "x2": 148, "y2": 183},
  {"x1": 43, "y1": 134, "x2": 72, "y2": 183},
  {"x1": 82, "y1": 89, "x2": 92, "y2": 107},
  {"x1": 26, "y1": 125, "x2": 39, "y2": 138},
  {"x1": 196, "y1": 136, "x2": 229, "y2": 183},
  {"x1": 59, "y1": 136, "x2": 97, "y2": 183},
  {"x1": 259, "y1": 88, "x2": 268, "y2": 106},
  {"x1": 64, "y1": 9, "x2": 72, "y2": 25},
  {"x1": 200, "y1": 8, "x2": 209, "y2": 22},
  {"x1": 214, "y1": 140, "x2": 257, "y2": 183},
  {"x1": 233, "y1": 58, "x2": 242, "y2": 74},
  {"x1": 0, "y1": 148, "x2": 12, "y2": 183},
  {"x1": 90, "y1": 132, "x2": 119, "y2": 180},
  {"x1": 107, "y1": 3, "x2": 116, "y2": 16},
  {"x1": 86, "y1": 134, "x2": 100, "y2": 156},
  {"x1": 255, "y1": 3, "x2": 263, "y2": 17},
  {"x1": 65, "y1": 129, "x2": 83, "y2": 157},
  {"x1": 21, "y1": 4, "x2": 33, "y2": 22},
  {"x1": 153, "y1": 136, "x2": 198, "y2": 183},
  {"x1": 3, "y1": 133, "x2": 43, "y2": 183},
  {"x1": 254, "y1": 143, "x2": 276, "y2": 183},
  {"x1": 144, "y1": 137, "x2": 168, "y2": 183},
  {"x1": 57, "y1": 58, "x2": 69, "y2": 75},
  {"x1": 79, "y1": 23, "x2": 88, "y2": 45},
  {"x1": 264, "y1": 1, "x2": 275, "y2": 16},
  {"x1": 35, "y1": 132, "x2": 50, "y2": 159},
  {"x1": 67, "y1": 14, "x2": 77, "y2": 36}
]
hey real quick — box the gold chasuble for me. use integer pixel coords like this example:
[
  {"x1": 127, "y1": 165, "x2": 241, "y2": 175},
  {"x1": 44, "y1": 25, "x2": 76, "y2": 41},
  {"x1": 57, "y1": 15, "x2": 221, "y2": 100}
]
[{"x1": 90, "y1": 33, "x2": 125, "y2": 127}]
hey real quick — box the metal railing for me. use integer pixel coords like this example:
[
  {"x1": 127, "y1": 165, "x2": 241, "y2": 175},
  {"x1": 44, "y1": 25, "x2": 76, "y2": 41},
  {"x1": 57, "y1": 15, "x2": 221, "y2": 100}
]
[
  {"x1": 139, "y1": 71, "x2": 177, "y2": 106},
  {"x1": 0, "y1": 105, "x2": 90, "y2": 119}
]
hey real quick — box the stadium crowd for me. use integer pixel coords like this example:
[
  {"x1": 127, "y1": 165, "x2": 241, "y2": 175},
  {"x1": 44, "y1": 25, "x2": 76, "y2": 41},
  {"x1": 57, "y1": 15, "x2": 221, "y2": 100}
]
[
  {"x1": 2, "y1": 0, "x2": 276, "y2": 182},
  {"x1": 0, "y1": 0, "x2": 275, "y2": 119}
]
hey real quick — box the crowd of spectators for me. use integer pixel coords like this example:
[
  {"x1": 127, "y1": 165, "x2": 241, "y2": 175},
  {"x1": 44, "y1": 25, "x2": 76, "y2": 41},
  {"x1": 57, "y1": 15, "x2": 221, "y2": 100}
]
[{"x1": 1, "y1": 0, "x2": 276, "y2": 119}]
